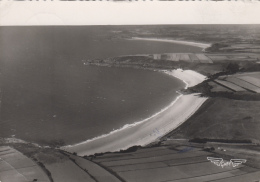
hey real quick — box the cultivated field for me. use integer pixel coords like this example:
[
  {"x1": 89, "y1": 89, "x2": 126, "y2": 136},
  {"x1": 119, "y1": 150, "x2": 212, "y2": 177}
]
[
  {"x1": 151, "y1": 53, "x2": 213, "y2": 64},
  {"x1": 239, "y1": 76, "x2": 260, "y2": 87},
  {"x1": 179, "y1": 54, "x2": 190, "y2": 62},
  {"x1": 0, "y1": 143, "x2": 122, "y2": 182},
  {"x1": 226, "y1": 77, "x2": 260, "y2": 93},
  {"x1": 211, "y1": 72, "x2": 260, "y2": 93},
  {"x1": 68, "y1": 153, "x2": 121, "y2": 182},
  {"x1": 90, "y1": 140, "x2": 260, "y2": 182},
  {"x1": 30, "y1": 148, "x2": 97, "y2": 182},
  {"x1": 208, "y1": 82, "x2": 233, "y2": 92},
  {"x1": 188, "y1": 54, "x2": 200, "y2": 63},
  {"x1": 214, "y1": 79, "x2": 246, "y2": 92},
  {"x1": 196, "y1": 54, "x2": 213, "y2": 63},
  {"x1": 0, "y1": 146, "x2": 50, "y2": 182},
  {"x1": 44, "y1": 160, "x2": 95, "y2": 182}
]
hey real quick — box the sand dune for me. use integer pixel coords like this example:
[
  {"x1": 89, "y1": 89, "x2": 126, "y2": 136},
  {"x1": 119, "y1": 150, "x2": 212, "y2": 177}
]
[
  {"x1": 131, "y1": 37, "x2": 211, "y2": 49},
  {"x1": 62, "y1": 70, "x2": 207, "y2": 156}
]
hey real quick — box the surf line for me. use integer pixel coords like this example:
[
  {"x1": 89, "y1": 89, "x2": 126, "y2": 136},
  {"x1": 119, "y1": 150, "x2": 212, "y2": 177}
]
[{"x1": 63, "y1": 70, "x2": 188, "y2": 148}]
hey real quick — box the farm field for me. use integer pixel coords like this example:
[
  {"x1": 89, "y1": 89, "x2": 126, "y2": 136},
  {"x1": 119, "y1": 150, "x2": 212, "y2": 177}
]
[
  {"x1": 90, "y1": 141, "x2": 260, "y2": 182},
  {"x1": 168, "y1": 54, "x2": 178, "y2": 61},
  {"x1": 112, "y1": 53, "x2": 259, "y2": 66},
  {"x1": 68, "y1": 153, "x2": 121, "y2": 182},
  {"x1": 226, "y1": 77, "x2": 260, "y2": 93},
  {"x1": 44, "y1": 160, "x2": 95, "y2": 182},
  {"x1": 206, "y1": 55, "x2": 228, "y2": 61},
  {"x1": 204, "y1": 53, "x2": 259, "y2": 62},
  {"x1": 179, "y1": 54, "x2": 190, "y2": 62},
  {"x1": 29, "y1": 148, "x2": 97, "y2": 182},
  {"x1": 0, "y1": 143, "x2": 123, "y2": 182},
  {"x1": 150, "y1": 53, "x2": 213, "y2": 63},
  {"x1": 238, "y1": 76, "x2": 260, "y2": 87},
  {"x1": 212, "y1": 72, "x2": 260, "y2": 93},
  {"x1": 208, "y1": 81, "x2": 233, "y2": 92},
  {"x1": 188, "y1": 54, "x2": 200, "y2": 63},
  {"x1": 214, "y1": 79, "x2": 246, "y2": 92},
  {"x1": 229, "y1": 72, "x2": 260, "y2": 79},
  {"x1": 0, "y1": 146, "x2": 50, "y2": 182},
  {"x1": 85, "y1": 52, "x2": 260, "y2": 77},
  {"x1": 196, "y1": 54, "x2": 213, "y2": 63}
]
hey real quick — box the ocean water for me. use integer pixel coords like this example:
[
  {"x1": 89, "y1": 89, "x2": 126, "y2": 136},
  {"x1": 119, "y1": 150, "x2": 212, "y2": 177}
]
[{"x1": 0, "y1": 26, "x2": 200, "y2": 145}]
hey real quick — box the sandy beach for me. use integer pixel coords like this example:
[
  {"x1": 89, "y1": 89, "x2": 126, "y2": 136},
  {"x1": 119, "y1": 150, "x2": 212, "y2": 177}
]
[
  {"x1": 62, "y1": 70, "x2": 207, "y2": 156},
  {"x1": 164, "y1": 69, "x2": 207, "y2": 88},
  {"x1": 131, "y1": 37, "x2": 211, "y2": 49}
]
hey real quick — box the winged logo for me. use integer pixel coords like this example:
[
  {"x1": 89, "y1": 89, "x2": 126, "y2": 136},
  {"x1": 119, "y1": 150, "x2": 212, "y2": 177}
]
[
  {"x1": 207, "y1": 157, "x2": 246, "y2": 168},
  {"x1": 230, "y1": 159, "x2": 247, "y2": 167}
]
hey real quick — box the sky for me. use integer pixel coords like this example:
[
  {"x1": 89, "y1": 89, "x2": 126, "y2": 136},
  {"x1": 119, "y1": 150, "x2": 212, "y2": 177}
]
[{"x1": 0, "y1": 1, "x2": 260, "y2": 25}]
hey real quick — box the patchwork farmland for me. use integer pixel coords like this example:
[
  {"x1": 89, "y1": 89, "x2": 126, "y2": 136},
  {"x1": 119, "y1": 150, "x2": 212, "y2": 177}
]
[
  {"x1": 152, "y1": 53, "x2": 213, "y2": 63},
  {"x1": 0, "y1": 146, "x2": 51, "y2": 182},
  {"x1": 83, "y1": 53, "x2": 260, "y2": 74},
  {"x1": 90, "y1": 53, "x2": 259, "y2": 66},
  {"x1": 210, "y1": 72, "x2": 260, "y2": 93},
  {"x1": 88, "y1": 141, "x2": 260, "y2": 182},
  {"x1": 214, "y1": 79, "x2": 246, "y2": 92},
  {"x1": 150, "y1": 53, "x2": 259, "y2": 63}
]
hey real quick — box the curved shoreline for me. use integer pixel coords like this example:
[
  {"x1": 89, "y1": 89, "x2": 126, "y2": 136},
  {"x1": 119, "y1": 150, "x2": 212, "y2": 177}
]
[
  {"x1": 61, "y1": 69, "x2": 207, "y2": 156},
  {"x1": 131, "y1": 37, "x2": 211, "y2": 50}
]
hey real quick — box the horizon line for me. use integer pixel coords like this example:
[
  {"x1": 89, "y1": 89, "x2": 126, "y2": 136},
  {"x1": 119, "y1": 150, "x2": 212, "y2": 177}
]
[{"x1": 1, "y1": 24, "x2": 260, "y2": 27}]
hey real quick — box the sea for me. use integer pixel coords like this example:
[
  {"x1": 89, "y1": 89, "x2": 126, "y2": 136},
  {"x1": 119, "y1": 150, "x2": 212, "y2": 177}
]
[{"x1": 0, "y1": 26, "x2": 201, "y2": 145}]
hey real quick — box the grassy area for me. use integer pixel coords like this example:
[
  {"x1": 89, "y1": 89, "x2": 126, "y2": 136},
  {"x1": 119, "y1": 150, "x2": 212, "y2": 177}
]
[
  {"x1": 0, "y1": 146, "x2": 51, "y2": 182},
  {"x1": 67, "y1": 153, "x2": 122, "y2": 182},
  {"x1": 0, "y1": 143, "x2": 96, "y2": 182},
  {"x1": 166, "y1": 98, "x2": 260, "y2": 143}
]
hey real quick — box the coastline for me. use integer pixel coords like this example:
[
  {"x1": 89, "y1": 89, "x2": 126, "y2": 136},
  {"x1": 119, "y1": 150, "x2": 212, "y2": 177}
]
[
  {"x1": 131, "y1": 37, "x2": 211, "y2": 50},
  {"x1": 61, "y1": 70, "x2": 207, "y2": 156},
  {"x1": 163, "y1": 69, "x2": 207, "y2": 89}
]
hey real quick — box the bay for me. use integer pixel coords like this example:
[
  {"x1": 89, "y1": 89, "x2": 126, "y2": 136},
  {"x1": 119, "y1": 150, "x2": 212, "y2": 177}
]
[{"x1": 0, "y1": 26, "x2": 200, "y2": 145}]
